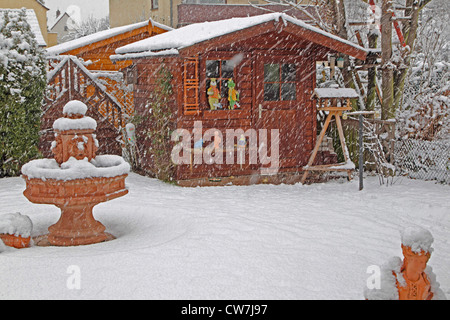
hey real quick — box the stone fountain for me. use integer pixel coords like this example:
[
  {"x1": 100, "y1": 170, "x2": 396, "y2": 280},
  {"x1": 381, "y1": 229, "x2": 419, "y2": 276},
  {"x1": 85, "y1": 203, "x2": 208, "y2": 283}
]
[{"x1": 21, "y1": 100, "x2": 130, "y2": 246}]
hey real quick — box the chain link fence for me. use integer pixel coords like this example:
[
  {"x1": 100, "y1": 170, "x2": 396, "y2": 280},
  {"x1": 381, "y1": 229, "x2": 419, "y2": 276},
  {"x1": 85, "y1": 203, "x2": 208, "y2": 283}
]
[{"x1": 395, "y1": 139, "x2": 450, "y2": 184}]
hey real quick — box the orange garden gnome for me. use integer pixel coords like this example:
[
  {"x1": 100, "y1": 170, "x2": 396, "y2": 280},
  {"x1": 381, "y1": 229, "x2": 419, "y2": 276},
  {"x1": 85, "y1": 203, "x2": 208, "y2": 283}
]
[{"x1": 364, "y1": 226, "x2": 447, "y2": 300}]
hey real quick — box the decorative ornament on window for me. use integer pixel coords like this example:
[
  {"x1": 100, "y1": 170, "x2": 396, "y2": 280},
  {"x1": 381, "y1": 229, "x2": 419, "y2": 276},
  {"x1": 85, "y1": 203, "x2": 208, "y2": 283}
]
[
  {"x1": 206, "y1": 59, "x2": 240, "y2": 111},
  {"x1": 227, "y1": 78, "x2": 240, "y2": 110},
  {"x1": 207, "y1": 78, "x2": 222, "y2": 110}
]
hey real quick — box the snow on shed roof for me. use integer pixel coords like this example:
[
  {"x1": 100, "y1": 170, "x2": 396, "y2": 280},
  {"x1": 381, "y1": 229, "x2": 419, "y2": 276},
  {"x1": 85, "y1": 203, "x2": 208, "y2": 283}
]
[
  {"x1": 46, "y1": 19, "x2": 173, "y2": 56},
  {"x1": 313, "y1": 88, "x2": 360, "y2": 99},
  {"x1": 113, "y1": 13, "x2": 368, "y2": 60},
  {"x1": 0, "y1": 9, "x2": 47, "y2": 47}
]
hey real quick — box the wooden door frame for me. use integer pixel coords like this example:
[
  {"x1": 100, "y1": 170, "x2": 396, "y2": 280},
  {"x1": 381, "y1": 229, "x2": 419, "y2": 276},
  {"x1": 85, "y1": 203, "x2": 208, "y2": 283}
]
[{"x1": 253, "y1": 52, "x2": 307, "y2": 170}]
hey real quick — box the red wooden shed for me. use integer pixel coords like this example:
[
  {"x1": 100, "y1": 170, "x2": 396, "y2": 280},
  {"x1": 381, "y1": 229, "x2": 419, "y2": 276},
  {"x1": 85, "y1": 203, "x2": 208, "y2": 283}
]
[{"x1": 113, "y1": 13, "x2": 368, "y2": 186}]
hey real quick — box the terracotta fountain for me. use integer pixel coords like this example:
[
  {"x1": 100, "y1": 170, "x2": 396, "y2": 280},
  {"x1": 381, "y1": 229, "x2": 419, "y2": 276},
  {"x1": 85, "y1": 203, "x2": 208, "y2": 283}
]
[{"x1": 21, "y1": 100, "x2": 130, "y2": 246}]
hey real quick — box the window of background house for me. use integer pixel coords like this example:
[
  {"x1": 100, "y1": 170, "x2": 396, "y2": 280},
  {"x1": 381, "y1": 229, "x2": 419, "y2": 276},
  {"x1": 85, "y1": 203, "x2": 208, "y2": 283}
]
[
  {"x1": 263, "y1": 63, "x2": 296, "y2": 101},
  {"x1": 152, "y1": 0, "x2": 159, "y2": 9},
  {"x1": 206, "y1": 59, "x2": 238, "y2": 109},
  {"x1": 183, "y1": 0, "x2": 226, "y2": 3}
]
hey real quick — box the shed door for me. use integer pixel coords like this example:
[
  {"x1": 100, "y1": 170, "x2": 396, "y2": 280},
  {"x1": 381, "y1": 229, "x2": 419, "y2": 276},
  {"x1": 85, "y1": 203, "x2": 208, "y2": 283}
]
[{"x1": 254, "y1": 54, "x2": 309, "y2": 171}]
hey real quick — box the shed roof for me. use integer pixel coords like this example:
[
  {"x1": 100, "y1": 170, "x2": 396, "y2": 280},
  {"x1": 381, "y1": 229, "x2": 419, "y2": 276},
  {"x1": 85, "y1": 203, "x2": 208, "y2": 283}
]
[
  {"x1": 46, "y1": 19, "x2": 173, "y2": 56},
  {"x1": 0, "y1": 9, "x2": 47, "y2": 47},
  {"x1": 113, "y1": 13, "x2": 367, "y2": 61}
]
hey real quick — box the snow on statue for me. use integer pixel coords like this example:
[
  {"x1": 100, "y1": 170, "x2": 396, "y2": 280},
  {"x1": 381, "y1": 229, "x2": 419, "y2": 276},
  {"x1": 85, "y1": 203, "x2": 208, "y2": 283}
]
[{"x1": 364, "y1": 226, "x2": 446, "y2": 300}]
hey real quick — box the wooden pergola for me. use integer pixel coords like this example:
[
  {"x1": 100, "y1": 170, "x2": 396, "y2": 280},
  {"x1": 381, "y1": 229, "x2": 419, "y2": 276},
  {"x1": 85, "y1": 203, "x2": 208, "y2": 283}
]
[{"x1": 301, "y1": 88, "x2": 360, "y2": 184}]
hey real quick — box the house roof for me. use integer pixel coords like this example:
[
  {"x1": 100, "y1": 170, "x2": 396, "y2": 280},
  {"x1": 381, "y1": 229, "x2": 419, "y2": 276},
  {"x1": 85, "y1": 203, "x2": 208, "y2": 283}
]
[
  {"x1": 0, "y1": 9, "x2": 47, "y2": 47},
  {"x1": 46, "y1": 18, "x2": 173, "y2": 56},
  {"x1": 113, "y1": 13, "x2": 368, "y2": 61},
  {"x1": 36, "y1": 0, "x2": 50, "y2": 10},
  {"x1": 49, "y1": 12, "x2": 70, "y2": 31}
]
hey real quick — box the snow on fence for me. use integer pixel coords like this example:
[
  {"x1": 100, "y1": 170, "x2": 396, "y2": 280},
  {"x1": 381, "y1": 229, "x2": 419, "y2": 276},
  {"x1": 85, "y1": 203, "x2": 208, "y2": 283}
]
[{"x1": 395, "y1": 139, "x2": 450, "y2": 184}]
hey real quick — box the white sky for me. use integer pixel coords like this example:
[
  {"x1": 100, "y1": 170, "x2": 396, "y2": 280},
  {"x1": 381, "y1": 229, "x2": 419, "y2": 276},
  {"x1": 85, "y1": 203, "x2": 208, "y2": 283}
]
[{"x1": 45, "y1": 0, "x2": 109, "y2": 28}]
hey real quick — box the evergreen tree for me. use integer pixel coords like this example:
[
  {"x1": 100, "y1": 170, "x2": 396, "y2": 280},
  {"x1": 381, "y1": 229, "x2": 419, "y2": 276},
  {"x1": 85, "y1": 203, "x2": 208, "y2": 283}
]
[{"x1": 0, "y1": 9, "x2": 46, "y2": 177}]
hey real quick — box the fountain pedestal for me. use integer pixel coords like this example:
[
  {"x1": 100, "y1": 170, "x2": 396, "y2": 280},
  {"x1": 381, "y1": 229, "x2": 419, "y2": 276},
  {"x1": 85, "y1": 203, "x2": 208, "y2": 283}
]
[
  {"x1": 23, "y1": 174, "x2": 128, "y2": 246},
  {"x1": 22, "y1": 101, "x2": 130, "y2": 246}
]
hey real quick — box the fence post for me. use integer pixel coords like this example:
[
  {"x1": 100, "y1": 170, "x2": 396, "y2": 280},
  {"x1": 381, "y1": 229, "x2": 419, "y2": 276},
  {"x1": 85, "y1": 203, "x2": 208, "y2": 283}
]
[{"x1": 359, "y1": 114, "x2": 364, "y2": 190}]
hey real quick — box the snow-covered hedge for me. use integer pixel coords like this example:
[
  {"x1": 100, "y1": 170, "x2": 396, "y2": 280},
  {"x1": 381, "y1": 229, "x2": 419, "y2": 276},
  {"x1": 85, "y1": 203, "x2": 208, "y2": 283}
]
[{"x1": 0, "y1": 9, "x2": 46, "y2": 177}]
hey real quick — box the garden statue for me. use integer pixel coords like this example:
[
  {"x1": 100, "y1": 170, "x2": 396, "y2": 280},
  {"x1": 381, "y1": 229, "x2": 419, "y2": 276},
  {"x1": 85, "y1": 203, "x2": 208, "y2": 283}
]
[
  {"x1": 397, "y1": 243, "x2": 433, "y2": 300},
  {"x1": 237, "y1": 134, "x2": 246, "y2": 169},
  {"x1": 125, "y1": 123, "x2": 136, "y2": 146},
  {"x1": 194, "y1": 138, "x2": 203, "y2": 150},
  {"x1": 237, "y1": 134, "x2": 246, "y2": 149},
  {"x1": 227, "y1": 78, "x2": 240, "y2": 110},
  {"x1": 0, "y1": 212, "x2": 33, "y2": 248},
  {"x1": 207, "y1": 78, "x2": 221, "y2": 110},
  {"x1": 364, "y1": 226, "x2": 447, "y2": 300},
  {"x1": 213, "y1": 131, "x2": 222, "y2": 151}
]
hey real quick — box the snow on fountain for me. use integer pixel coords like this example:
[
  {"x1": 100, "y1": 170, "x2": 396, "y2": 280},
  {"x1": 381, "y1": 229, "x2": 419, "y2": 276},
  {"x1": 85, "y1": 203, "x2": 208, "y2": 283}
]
[{"x1": 21, "y1": 100, "x2": 130, "y2": 246}]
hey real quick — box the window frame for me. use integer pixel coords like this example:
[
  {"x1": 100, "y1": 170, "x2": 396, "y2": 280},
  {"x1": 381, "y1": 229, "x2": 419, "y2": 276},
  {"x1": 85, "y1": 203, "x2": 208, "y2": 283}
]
[
  {"x1": 183, "y1": 0, "x2": 226, "y2": 4},
  {"x1": 201, "y1": 52, "x2": 242, "y2": 112},
  {"x1": 256, "y1": 54, "x2": 302, "y2": 110},
  {"x1": 263, "y1": 62, "x2": 297, "y2": 102}
]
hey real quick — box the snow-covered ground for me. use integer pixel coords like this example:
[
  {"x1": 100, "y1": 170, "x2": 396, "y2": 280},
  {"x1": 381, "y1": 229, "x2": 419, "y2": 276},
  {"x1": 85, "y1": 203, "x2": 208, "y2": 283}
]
[{"x1": 0, "y1": 173, "x2": 448, "y2": 300}]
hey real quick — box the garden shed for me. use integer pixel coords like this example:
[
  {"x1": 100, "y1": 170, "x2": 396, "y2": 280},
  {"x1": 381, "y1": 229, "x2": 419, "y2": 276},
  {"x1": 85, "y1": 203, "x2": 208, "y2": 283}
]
[{"x1": 113, "y1": 13, "x2": 368, "y2": 186}]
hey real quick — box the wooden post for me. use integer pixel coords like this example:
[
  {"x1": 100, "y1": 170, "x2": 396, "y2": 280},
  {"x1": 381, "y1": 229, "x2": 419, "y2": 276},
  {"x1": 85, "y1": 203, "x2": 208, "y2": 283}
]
[
  {"x1": 359, "y1": 114, "x2": 364, "y2": 191},
  {"x1": 366, "y1": 31, "x2": 378, "y2": 111},
  {"x1": 381, "y1": 0, "x2": 394, "y2": 120}
]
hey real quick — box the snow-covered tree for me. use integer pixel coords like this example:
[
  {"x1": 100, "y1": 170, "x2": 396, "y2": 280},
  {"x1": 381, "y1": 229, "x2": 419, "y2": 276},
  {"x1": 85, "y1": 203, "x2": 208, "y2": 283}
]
[
  {"x1": 64, "y1": 15, "x2": 110, "y2": 42},
  {"x1": 396, "y1": 0, "x2": 450, "y2": 141},
  {"x1": 0, "y1": 9, "x2": 46, "y2": 177}
]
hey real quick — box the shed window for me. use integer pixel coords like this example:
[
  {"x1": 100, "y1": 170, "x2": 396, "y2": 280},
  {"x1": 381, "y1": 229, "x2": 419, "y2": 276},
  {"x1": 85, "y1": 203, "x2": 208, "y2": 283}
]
[
  {"x1": 206, "y1": 59, "x2": 238, "y2": 110},
  {"x1": 264, "y1": 63, "x2": 296, "y2": 101}
]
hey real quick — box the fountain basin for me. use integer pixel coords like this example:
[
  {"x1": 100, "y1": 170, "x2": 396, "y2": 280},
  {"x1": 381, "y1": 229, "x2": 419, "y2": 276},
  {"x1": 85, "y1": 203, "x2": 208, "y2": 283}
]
[{"x1": 22, "y1": 155, "x2": 130, "y2": 246}]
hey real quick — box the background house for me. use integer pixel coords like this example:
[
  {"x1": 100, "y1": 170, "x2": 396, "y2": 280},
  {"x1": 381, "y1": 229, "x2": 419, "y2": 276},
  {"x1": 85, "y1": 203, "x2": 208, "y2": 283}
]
[
  {"x1": 0, "y1": 0, "x2": 57, "y2": 47},
  {"x1": 49, "y1": 10, "x2": 73, "y2": 44},
  {"x1": 109, "y1": 0, "x2": 314, "y2": 29}
]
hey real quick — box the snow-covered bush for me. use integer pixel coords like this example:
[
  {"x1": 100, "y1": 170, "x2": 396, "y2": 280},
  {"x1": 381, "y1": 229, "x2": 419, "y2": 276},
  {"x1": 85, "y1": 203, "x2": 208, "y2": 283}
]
[{"x1": 0, "y1": 9, "x2": 46, "y2": 177}]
